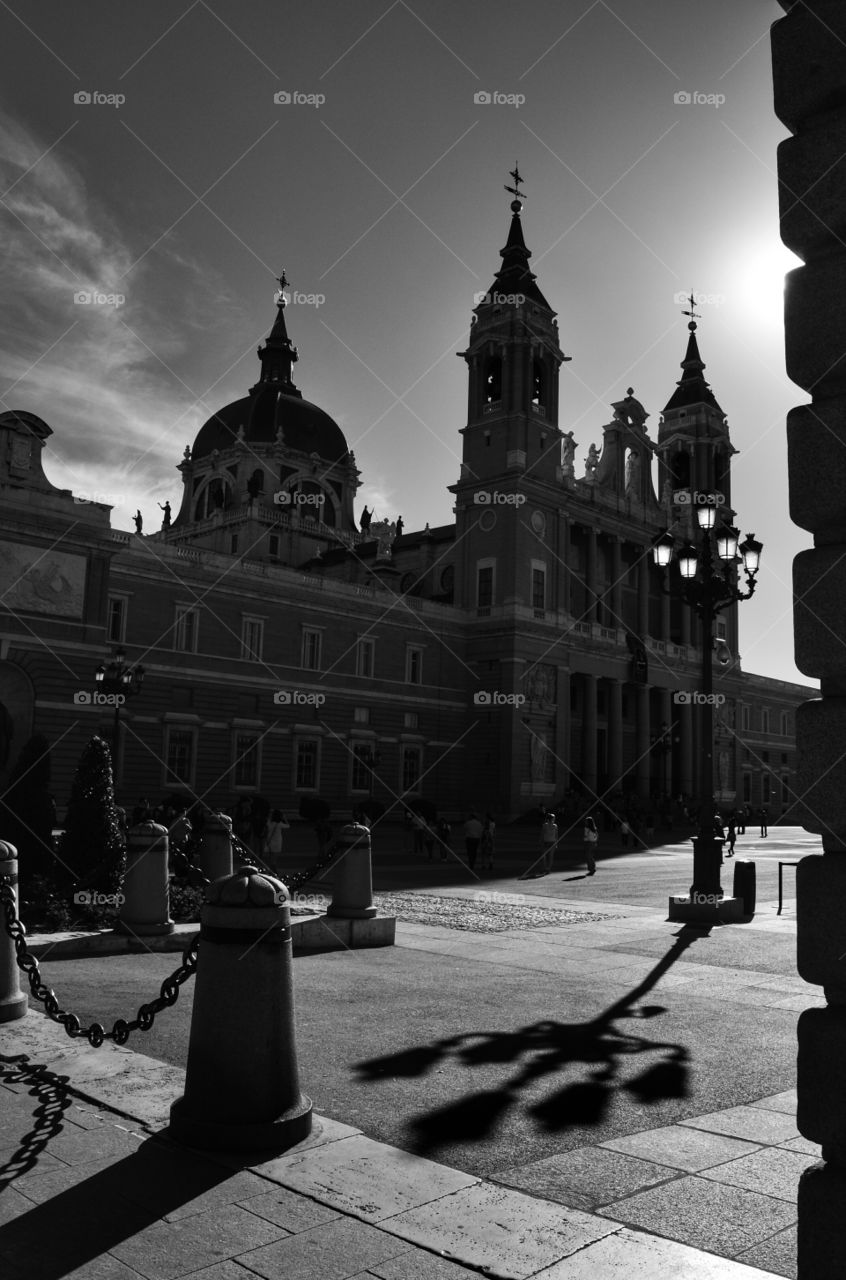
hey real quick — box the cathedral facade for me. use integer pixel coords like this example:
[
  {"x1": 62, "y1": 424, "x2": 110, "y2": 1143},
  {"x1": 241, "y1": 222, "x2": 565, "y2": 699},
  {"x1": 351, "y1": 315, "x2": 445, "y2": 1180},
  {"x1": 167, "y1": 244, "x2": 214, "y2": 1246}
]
[{"x1": 0, "y1": 195, "x2": 814, "y2": 825}]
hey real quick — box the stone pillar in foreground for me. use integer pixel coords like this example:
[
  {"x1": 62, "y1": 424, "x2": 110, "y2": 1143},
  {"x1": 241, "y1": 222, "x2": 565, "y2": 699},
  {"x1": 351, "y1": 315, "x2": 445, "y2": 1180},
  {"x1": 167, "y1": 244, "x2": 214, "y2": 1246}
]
[
  {"x1": 116, "y1": 822, "x2": 173, "y2": 937},
  {"x1": 327, "y1": 823, "x2": 376, "y2": 920},
  {"x1": 772, "y1": 3, "x2": 846, "y2": 1273},
  {"x1": 170, "y1": 865, "x2": 312, "y2": 1151},
  {"x1": 0, "y1": 841, "x2": 27, "y2": 1023},
  {"x1": 198, "y1": 812, "x2": 233, "y2": 882}
]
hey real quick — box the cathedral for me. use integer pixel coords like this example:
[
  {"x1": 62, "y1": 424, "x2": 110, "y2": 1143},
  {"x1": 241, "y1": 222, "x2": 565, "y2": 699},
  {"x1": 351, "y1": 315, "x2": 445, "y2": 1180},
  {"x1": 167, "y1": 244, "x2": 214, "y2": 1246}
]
[{"x1": 0, "y1": 183, "x2": 814, "y2": 824}]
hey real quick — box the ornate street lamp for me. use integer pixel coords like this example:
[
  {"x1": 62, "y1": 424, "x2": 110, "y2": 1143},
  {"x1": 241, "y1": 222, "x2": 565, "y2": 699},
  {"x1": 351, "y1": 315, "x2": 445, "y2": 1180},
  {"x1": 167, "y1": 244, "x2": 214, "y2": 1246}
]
[
  {"x1": 653, "y1": 497, "x2": 762, "y2": 916},
  {"x1": 94, "y1": 648, "x2": 145, "y2": 776}
]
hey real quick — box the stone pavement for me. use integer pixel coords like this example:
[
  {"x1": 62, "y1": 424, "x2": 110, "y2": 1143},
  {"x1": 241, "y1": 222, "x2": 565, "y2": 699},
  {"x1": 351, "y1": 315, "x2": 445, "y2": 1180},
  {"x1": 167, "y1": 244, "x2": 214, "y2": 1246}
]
[{"x1": 0, "y1": 1013, "x2": 775, "y2": 1280}]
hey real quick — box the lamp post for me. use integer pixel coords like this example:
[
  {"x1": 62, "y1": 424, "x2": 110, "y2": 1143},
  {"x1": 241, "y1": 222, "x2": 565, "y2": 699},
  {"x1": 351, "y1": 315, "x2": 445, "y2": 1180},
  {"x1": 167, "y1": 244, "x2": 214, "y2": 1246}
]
[
  {"x1": 94, "y1": 648, "x2": 145, "y2": 779},
  {"x1": 653, "y1": 498, "x2": 761, "y2": 915}
]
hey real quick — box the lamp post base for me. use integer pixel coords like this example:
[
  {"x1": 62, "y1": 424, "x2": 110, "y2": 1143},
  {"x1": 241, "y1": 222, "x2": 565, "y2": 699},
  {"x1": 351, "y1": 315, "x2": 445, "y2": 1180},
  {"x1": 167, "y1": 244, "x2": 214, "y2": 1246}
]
[{"x1": 668, "y1": 894, "x2": 745, "y2": 924}]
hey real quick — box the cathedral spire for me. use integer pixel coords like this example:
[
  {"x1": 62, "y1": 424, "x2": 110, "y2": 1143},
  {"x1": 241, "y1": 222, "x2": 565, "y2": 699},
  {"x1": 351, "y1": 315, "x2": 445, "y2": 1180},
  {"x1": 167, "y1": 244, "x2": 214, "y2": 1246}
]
[
  {"x1": 662, "y1": 291, "x2": 723, "y2": 414},
  {"x1": 481, "y1": 168, "x2": 553, "y2": 311},
  {"x1": 250, "y1": 269, "x2": 302, "y2": 397}
]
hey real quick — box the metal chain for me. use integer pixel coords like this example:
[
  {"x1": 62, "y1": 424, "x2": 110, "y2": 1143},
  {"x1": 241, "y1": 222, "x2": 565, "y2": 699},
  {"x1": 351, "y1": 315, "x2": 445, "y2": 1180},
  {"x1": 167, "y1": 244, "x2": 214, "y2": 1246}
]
[
  {"x1": 229, "y1": 831, "x2": 343, "y2": 895},
  {"x1": 0, "y1": 877, "x2": 198, "y2": 1047}
]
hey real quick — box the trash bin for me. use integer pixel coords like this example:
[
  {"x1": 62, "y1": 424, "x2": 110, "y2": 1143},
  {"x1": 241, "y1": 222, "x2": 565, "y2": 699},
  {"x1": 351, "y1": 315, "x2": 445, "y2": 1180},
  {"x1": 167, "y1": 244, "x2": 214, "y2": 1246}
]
[{"x1": 732, "y1": 859, "x2": 756, "y2": 917}]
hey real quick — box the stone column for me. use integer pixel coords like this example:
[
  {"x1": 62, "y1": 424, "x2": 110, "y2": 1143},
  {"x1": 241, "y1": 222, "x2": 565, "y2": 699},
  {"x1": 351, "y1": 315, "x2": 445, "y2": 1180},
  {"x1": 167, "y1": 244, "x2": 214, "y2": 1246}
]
[
  {"x1": 556, "y1": 667, "x2": 571, "y2": 792},
  {"x1": 773, "y1": 4, "x2": 846, "y2": 1273},
  {"x1": 611, "y1": 538, "x2": 623, "y2": 630},
  {"x1": 636, "y1": 685, "x2": 650, "y2": 798},
  {"x1": 637, "y1": 552, "x2": 649, "y2": 637},
  {"x1": 585, "y1": 528, "x2": 598, "y2": 624},
  {"x1": 659, "y1": 688, "x2": 673, "y2": 797},
  {"x1": 582, "y1": 674, "x2": 598, "y2": 800},
  {"x1": 607, "y1": 677, "x2": 623, "y2": 797}
]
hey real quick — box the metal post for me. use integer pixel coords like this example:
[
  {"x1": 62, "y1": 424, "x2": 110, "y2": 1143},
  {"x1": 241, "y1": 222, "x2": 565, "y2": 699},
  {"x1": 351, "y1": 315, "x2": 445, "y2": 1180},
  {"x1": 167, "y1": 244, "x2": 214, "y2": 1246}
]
[
  {"x1": 0, "y1": 841, "x2": 27, "y2": 1023},
  {"x1": 690, "y1": 560, "x2": 723, "y2": 901}
]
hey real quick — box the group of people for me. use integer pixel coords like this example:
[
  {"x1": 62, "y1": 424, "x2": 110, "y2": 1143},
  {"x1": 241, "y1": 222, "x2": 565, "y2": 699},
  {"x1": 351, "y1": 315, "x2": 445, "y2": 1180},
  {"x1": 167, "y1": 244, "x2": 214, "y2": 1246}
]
[
  {"x1": 713, "y1": 805, "x2": 770, "y2": 857},
  {"x1": 529, "y1": 809, "x2": 599, "y2": 878},
  {"x1": 405, "y1": 809, "x2": 497, "y2": 872}
]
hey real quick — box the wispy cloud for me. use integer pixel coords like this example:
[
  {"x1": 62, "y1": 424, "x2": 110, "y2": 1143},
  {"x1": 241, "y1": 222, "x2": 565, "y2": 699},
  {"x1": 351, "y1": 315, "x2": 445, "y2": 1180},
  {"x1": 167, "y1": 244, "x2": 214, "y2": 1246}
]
[{"x1": 0, "y1": 111, "x2": 244, "y2": 525}]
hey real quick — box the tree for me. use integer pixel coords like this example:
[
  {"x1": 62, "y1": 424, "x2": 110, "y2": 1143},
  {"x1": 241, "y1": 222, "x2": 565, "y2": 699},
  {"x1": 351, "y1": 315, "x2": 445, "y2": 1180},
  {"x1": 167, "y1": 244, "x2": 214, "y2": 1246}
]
[
  {"x1": 56, "y1": 736, "x2": 125, "y2": 894},
  {"x1": 0, "y1": 733, "x2": 54, "y2": 885}
]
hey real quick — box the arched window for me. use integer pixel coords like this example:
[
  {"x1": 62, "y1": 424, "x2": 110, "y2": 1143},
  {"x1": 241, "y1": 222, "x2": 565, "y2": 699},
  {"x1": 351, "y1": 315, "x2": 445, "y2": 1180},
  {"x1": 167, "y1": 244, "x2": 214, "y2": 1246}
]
[
  {"x1": 484, "y1": 356, "x2": 502, "y2": 404},
  {"x1": 532, "y1": 358, "x2": 546, "y2": 410},
  {"x1": 194, "y1": 478, "x2": 232, "y2": 520},
  {"x1": 670, "y1": 451, "x2": 691, "y2": 491}
]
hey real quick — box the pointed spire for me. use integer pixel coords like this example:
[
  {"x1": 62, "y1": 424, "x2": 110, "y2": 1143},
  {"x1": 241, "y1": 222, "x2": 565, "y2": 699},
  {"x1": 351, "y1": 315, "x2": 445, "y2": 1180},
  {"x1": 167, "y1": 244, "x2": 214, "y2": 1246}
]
[
  {"x1": 480, "y1": 169, "x2": 553, "y2": 311},
  {"x1": 663, "y1": 292, "x2": 723, "y2": 413},
  {"x1": 250, "y1": 269, "x2": 302, "y2": 398}
]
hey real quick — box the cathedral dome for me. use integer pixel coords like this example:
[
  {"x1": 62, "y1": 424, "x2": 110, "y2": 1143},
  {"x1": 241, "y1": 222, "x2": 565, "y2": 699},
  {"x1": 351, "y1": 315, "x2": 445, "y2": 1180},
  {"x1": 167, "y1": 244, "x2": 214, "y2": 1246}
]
[{"x1": 192, "y1": 389, "x2": 349, "y2": 463}]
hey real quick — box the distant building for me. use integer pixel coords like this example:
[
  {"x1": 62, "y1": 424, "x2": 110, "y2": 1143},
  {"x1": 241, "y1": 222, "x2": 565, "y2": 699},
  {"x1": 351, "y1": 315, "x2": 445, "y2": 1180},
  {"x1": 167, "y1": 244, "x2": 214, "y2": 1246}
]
[{"x1": 0, "y1": 194, "x2": 814, "y2": 824}]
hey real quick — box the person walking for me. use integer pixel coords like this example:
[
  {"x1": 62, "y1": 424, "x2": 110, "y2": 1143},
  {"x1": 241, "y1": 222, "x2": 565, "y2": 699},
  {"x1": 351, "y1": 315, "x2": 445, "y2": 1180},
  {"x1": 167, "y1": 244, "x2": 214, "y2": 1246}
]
[
  {"x1": 583, "y1": 815, "x2": 598, "y2": 875},
  {"x1": 759, "y1": 806, "x2": 769, "y2": 838},
  {"x1": 464, "y1": 812, "x2": 483, "y2": 870},
  {"x1": 261, "y1": 808, "x2": 289, "y2": 873},
  {"x1": 726, "y1": 816, "x2": 737, "y2": 858},
  {"x1": 480, "y1": 813, "x2": 496, "y2": 871},
  {"x1": 540, "y1": 810, "x2": 558, "y2": 875},
  {"x1": 411, "y1": 810, "x2": 428, "y2": 856},
  {"x1": 620, "y1": 818, "x2": 631, "y2": 848},
  {"x1": 423, "y1": 818, "x2": 436, "y2": 861},
  {"x1": 436, "y1": 817, "x2": 451, "y2": 862}
]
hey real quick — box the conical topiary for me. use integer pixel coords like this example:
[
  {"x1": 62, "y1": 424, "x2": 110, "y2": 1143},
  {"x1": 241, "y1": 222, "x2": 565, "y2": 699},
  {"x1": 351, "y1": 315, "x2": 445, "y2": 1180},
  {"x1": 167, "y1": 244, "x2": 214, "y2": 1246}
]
[{"x1": 56, "y1": 735, "x2": 125, "y2": 894}]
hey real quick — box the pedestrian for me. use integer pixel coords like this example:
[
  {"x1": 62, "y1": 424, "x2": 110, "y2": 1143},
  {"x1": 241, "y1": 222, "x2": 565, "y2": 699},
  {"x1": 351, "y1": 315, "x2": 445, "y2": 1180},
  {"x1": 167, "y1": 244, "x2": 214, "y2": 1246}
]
[
  {"x1": 759, "y1": 806, "x2": 769, "y2": 838},
  {"x1": 411, "y1": 810, "x2": 427, "y2": 856},
  {"x1": 620, "y1": 818, "x2": 630, "y2": 848},
  {"x1": 436, "y1": 817, "x2": 451, "y2": 862},
  {"x1": 261, "y1": 808, "x2": 290, "y2": 872},
  {"x1": 726, "y1": 817, "x2": 737, "y2": 857},
  {"x1": 464, "y1": 812, "x2": 483, "y2": 870},
  {"x1": 540, "y1": 810, "x2": 558, "y2": 875},
  {"x1": 423, "y1": 819, "x2": 436, "y2": 861},
  {"x1": 583, "y1": 815, "x2": 598, "y2": 874},
  {"x1": 480, "y1": 813, "x2": 496, "y2": 871}
]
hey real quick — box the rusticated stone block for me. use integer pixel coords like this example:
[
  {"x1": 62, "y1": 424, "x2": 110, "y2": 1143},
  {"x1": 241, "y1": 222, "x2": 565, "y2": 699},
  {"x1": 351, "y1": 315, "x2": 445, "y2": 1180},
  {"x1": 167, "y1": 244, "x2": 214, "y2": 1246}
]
[
  {"x1": 798, "y1": 1161, "x2": 846, "y2": 1280},
  {"x1": 772, "y1": 3, "x2": 846, "y2": 133},
  {"x1": 795, "y1": 698, "x2": 846, "y2": 834},
  {"x1": 794, "y1": 551, "x2": 846, "y2": 678},
  {"x1": 779, "y1": 122, "x2": 846, "y2": 258},
  {"x1": 785, "y1": 262, "x2": 846, "y2": 396},
  {"x1": 797, "y1": 855, "x2": 846, "y2": 987},
  {"x1": 797, "y1": 1008, "x2": 846, "y2": 1145},
  {"x1": 788, "y1": 401, "x2": 846, "y2": 535}
]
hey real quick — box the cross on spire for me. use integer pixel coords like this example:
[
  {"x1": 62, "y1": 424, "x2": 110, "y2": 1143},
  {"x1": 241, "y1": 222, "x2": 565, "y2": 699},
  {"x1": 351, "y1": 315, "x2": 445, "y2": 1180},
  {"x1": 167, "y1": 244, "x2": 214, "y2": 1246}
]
[
  {"x1": 682, "y1": 290, "x2": 701, "y2": 325},
  {"x1": 504, "y1": 164, "x2": 526, "y2": 202}
]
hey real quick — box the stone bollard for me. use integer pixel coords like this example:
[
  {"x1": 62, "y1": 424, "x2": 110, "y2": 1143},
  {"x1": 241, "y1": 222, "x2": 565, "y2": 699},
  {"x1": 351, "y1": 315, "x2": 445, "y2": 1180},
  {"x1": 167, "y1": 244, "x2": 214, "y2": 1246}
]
[
  {"x1": 169, "y1": 865, "x2": 312, "y2": 1151},
  {"x1": 0, "y1": 841, "x2": 27, "y2": 1023},
  {"x1": 198, "y1": 812, "x2": 233, "y2": 882},
  {"x1": 116, "y1": 822, "x2": 174, "y2": 936},
  {"x1": 326, "y1": 822, "x2": 377, "y2": 920}
]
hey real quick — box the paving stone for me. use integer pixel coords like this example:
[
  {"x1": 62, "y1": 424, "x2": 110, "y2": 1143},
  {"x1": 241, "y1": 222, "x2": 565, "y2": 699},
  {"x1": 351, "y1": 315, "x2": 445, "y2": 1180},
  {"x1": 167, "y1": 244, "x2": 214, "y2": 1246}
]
[
  {"x1": 680, "y1": 1106, "x2": 800, "y2": 1145},
  {"x1": 599, "y1": 1174, "x2": 797, "y2": 1256},
  {"x1": 0, "y1": 1145, "x2": 72, "y2": 1177},
  {"x1": 530, "y1": 1225, "x2": 778, "y2": 1277},
  {"x1": 111, "y1": 1203, "x2": 287, "y2": 1280},
  {"x1": 252, "y1": 1133, "x2": 478, "y2": 1222},
  {"x1": 50, "y1": 1258, "x2": 155, "y2": 1280},
  {"x1": 41, "y1": 1121, "x2": 146, "y2": 1167},
  {"x1": 492, "y1": 1145, "x2": 678, "y2": 1210},
  {"x1": 601, "y1": 1124, "x2": 760, "y2": 1172},
  {"x1": 200, "y1": 1113, "x2": 363, "y2": 1176},
  {"x1": 751, "y1": 1090, "x2": 797, "y2": 1115},
  {"x1": 149, "y1": 1262, "x2": 266, "y2": 1280},
  {"x1": 237, "y1": 1184, "x2": 342, "y2": 1233},
  {"x1": 700, "y1": 1146, "x2": 817, "y2": 1201},
  {"x1": 238, "y1": 1215, "x2": 409, "y2": 1280},
  {"x1": 0, "y1": 1184, "x2": 35, "y2": 1226},
  {"x1": 381, "y1": 1182, "x2": 616, "y2": 1279},
  {"x1": 735, "y1": 1224, "x2": 797, "y2": 1279},
  {"x1": 369, "y1": 1250, "x2": 483, "y2": 1278},
  {"x1": 13, "y1": 1154, "x2": 140, "y2": 1203},
  {"x1": 779, "y1": 1136, "x2": 820, "y2": 1156}
]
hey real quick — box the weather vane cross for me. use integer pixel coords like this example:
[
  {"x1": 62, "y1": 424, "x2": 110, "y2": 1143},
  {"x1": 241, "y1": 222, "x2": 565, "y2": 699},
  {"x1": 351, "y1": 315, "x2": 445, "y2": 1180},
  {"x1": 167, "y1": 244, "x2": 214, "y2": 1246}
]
[
  {"x1": 682, "y1": 290, "x2": 701, "y2": 323},
  {"x1": 276, "y1": 268, "x2": 289, "y2": 291},
  {"x1": 504, "y1": 164, "x2": 526, "y2": 201}
]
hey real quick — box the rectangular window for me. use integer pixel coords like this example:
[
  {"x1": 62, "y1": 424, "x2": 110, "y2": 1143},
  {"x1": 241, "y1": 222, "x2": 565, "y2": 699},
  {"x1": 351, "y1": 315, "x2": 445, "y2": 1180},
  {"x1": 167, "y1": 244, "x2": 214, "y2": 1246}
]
[
  {"x1": 404, "y1": 712, "x2": 418, "y2": 729},
  {"x1": 762, "y1": 709, "x2": 770, "y2": 734},
  {"x1": 782, "y1": 775, "x2": 790, "y2": 804},
  {"x1": 302, "y1": 628, "x2": 322, "y2": 671},
  {"x1": 356, "y1": 637, "x2": 375, "y2": 678},
  {"x1": 741, "y1": 704, "x2": 751, "y2": 732},
  {"x1": 401, "y1": 745, "x2": 422, "y2": 794},
  {"x1": 780, "y1": 711, "x2": 790, "y2": 736},
  {"x1": 532, "y1": 566, "x2": 546, "y2": 611},
  {"x1": 353, "y1": 707, "x2": 370, "y2": 724},
  {"x1": 295, "y1": 740, "x2": 319, "y2": 790},
  {"x1": 174, "y1": 606, "x2": 199, "y2": 653},
  {"x1": 351, "y1": 743, "x2": 372, "y2": 792},
  {"x1": 406, "y1": 646, "x2": 423, "y2": 685},
  {"x1": 477, "y1": 565, "x2": 493, "y2": 609},
  {"x1": 241, "y1": 617, "x2": 264, "y2": 662},
  {"x1": 107, "y1": 596, "x2": 126, "y2": 644},
  {"x1": 234, "y1": 733, "x2": 260, "y2": 788},
  {"x1": 743, "y1": 773, "x2": 751, "y2": 803},
  {"x1": 166, "y1": 729, "x2": 194, "y2": 786},
  {"x1": 230, "y1": 534, "x2": 239, "y2": 554},
  {"x1": 763, "y1": 773, "x2": 771, "y2": 804},
  {"x1": 268, "y1": 534, "x2": 280, "y2": 558},
  {"x1": 715, "y1": 618, "x2": 727, "y2": 640}
]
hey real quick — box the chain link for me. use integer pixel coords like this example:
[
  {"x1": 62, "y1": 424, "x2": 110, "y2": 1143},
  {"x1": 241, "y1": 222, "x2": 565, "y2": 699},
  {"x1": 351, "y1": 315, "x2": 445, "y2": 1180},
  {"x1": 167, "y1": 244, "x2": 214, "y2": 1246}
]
[
  {"x1": 227, "y1": 830, "x2": 342, "y2": 896},
  {"x1": 0, "y1": 877, "x2": 198, "y2": 1047}
]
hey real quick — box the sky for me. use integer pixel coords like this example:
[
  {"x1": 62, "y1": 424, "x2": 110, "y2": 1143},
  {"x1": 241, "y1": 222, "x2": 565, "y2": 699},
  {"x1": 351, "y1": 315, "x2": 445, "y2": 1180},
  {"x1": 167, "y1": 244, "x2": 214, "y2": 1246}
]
[{"x1": 0, "y1": 0, "x2": 809, "y2": 686}]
